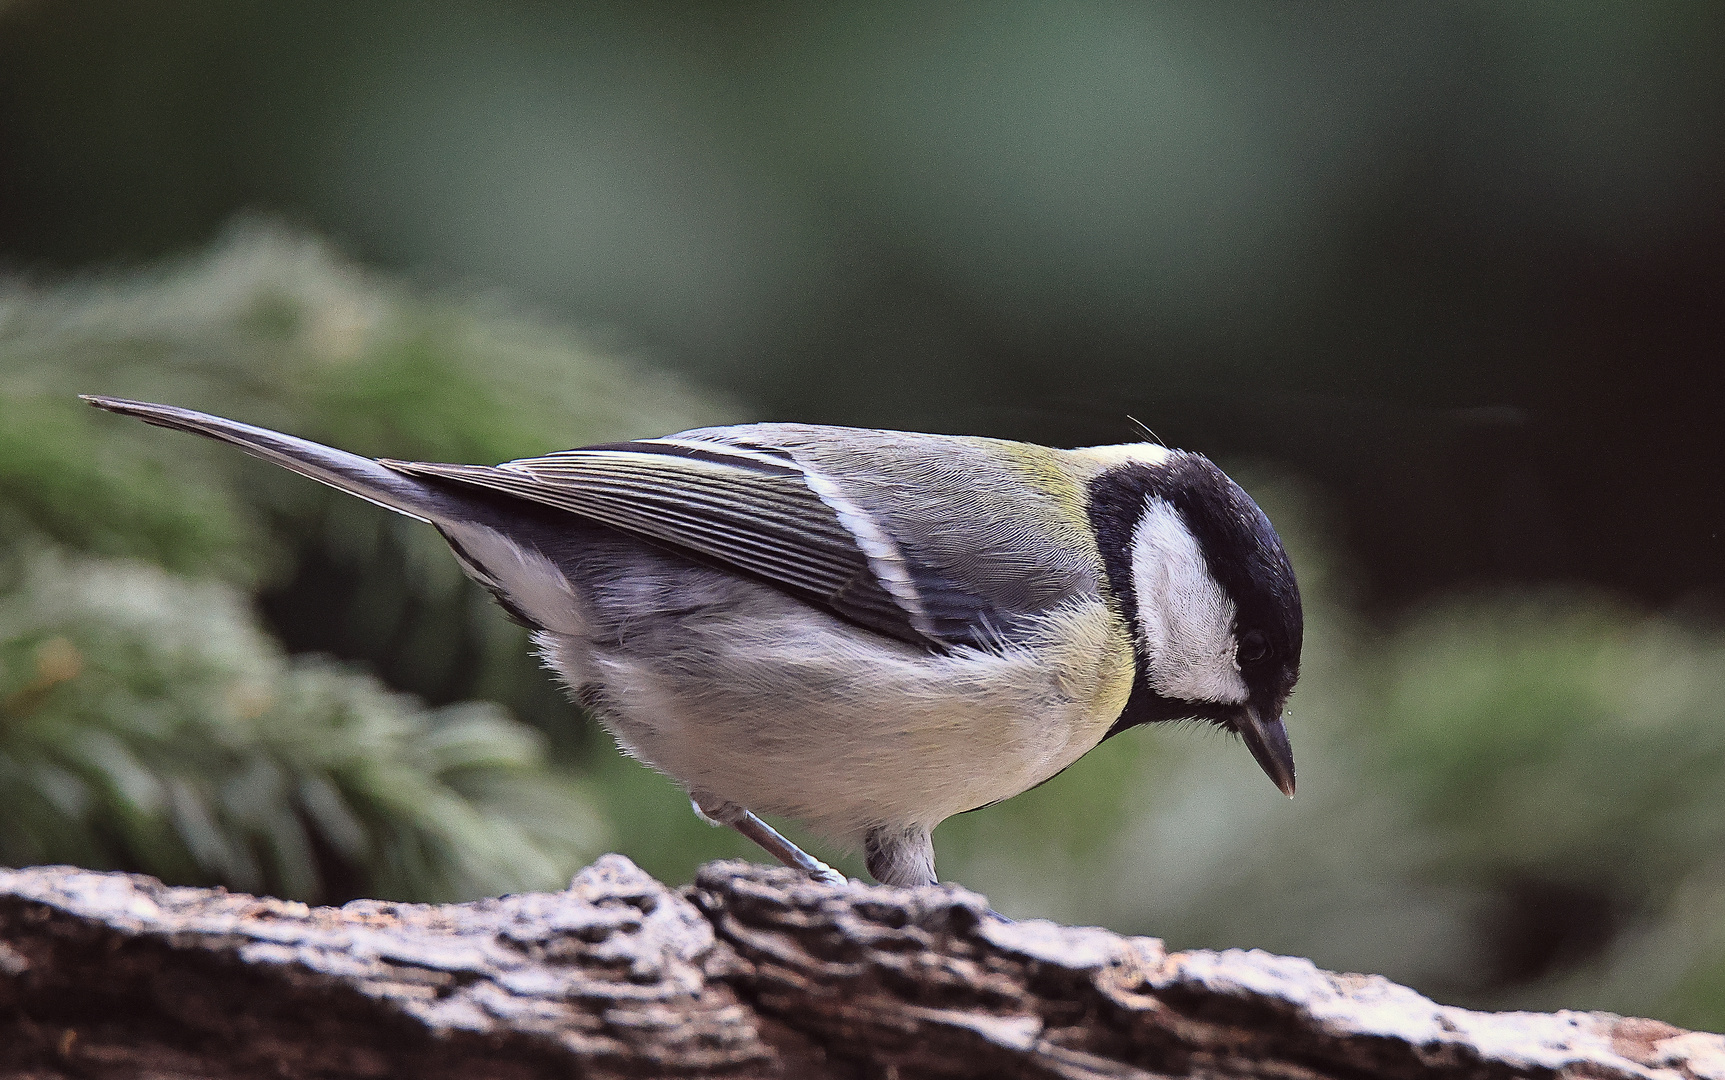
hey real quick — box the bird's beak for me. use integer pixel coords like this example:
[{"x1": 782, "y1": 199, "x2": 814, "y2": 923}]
[{"x1": 1237, "y1": 706, "x2": 1297, "y2": 797}]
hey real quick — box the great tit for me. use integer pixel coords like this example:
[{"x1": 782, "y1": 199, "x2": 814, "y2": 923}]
[{"x1": 82, "y1": 396, "x2": 1302, "y2": 888}]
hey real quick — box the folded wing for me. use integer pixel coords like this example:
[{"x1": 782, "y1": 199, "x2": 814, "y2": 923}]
[{"x1": 384, "y1": 440, "x2": 943, "y2": 649}]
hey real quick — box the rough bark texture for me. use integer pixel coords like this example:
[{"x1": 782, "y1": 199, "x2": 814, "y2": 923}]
[{"x1": 1, "y1": 857, "x2": 1720, "y2": 1080}]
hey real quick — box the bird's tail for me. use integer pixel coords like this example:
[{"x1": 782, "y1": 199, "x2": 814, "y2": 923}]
[{"x1": 81, "y1": 395, "x2": 467, "y2": 526}]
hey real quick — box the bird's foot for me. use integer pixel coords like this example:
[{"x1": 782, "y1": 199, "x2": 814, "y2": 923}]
[{"x1": 807, "y1": 863, "x2": 847, "y2": 887}]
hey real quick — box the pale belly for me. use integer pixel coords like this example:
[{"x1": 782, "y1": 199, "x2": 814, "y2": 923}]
[{"x1": 537, "y1": 580, "x2": 1135, "y2": 843}]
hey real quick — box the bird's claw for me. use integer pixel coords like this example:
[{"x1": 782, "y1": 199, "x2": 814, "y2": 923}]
[{"x1": 809, "y1": 865, "x2": 847, "y2": 887}]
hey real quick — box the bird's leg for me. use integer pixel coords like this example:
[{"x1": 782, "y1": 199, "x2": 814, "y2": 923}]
[
  {"x1": 690, "y1": 793, "x2": 847, "y2": 886},
  {"x1": 863, "y1": 824, "x2": 937, "y2": 887},
  {"x1": 864, "y1": 824, "x2": 1013, "y2": 920}
]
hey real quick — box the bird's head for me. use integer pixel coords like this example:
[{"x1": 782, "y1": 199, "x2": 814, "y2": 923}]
[{"x1": 1085, "y1": 449, "x2": 1303, "y2": 795}]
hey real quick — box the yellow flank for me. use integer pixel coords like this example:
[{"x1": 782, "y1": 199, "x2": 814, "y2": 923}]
[
  {"x1": 1035, "y1": 599, "x2": 1137, "y2": 737},
  {"x1": 1059, "y1": 603, "x2": 1137, "y2": 724}
]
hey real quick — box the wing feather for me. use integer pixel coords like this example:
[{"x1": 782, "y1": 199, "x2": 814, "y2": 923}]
[{"x1": 383, "y1": 445, "x2": 940, "y2": 648}]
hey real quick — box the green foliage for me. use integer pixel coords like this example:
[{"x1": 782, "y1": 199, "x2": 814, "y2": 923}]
[
  {"x1": 1372, "y1": 598, "x2": 1725, "y2": 1028},
  {"x1": 0, "y1": 393, "x2": 265, "y2": 582},
  {"x1": 0, "y1": 549, "x2": 606, "y2": 902}
]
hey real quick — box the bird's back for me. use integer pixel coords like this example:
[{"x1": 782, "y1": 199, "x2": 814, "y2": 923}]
[{"x1": 667, "y1": 423, "x2": 1124, "y2": 646}]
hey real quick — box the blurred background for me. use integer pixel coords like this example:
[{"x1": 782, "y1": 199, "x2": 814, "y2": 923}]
[{"x1": 2, "y1": 0, "x2": 1723, "y2": 1030}]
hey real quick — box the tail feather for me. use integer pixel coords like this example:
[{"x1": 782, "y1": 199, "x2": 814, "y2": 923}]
[{"x1": 81, "y1": 395, "x2": 462, "y2": 525}]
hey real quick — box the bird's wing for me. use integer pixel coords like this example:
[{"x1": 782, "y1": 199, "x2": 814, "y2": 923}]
[
  {"x1": 661, "y1": 424, "x2": 1105, "y2": 647},
  {"x1": 383, "y1": 439, "x2": 944, "y2": 649}
]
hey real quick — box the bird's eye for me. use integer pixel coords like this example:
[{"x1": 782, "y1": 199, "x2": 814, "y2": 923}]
[{"x1": 1237, "y1": 630, "x2": 1271, "y2": 666}]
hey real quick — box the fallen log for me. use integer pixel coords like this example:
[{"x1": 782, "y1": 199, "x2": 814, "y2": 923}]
[{"x1": 0, "y1": 856, "x2": 1718, "y2": 1079}]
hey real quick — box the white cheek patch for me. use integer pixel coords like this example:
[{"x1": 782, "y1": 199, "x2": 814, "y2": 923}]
[{"x1": 1130, "y1": 499, "x2": 1249, "y2": 705}]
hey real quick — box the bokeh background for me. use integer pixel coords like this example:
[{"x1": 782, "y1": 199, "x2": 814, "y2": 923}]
[{"x1": 3, "y1": 0, "x2": 1724, "y2": 1029}]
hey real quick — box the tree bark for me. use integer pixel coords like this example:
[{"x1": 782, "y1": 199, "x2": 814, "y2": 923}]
[{"x1": 0, "y1": 856, "x2": 1719, "y2": 1080}]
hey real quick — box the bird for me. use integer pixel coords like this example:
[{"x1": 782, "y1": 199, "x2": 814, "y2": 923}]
[{"x1": 81, "y1": 395, "x2": 1303, "y2": 889}]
